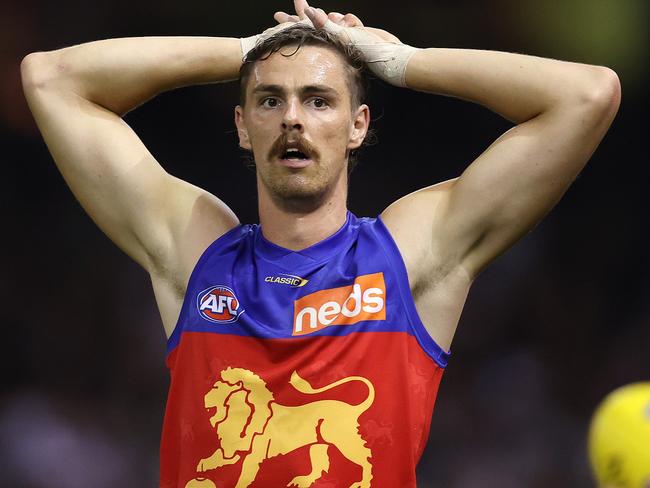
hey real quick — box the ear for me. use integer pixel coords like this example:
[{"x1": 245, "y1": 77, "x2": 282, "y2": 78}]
[
  {"x1": 234, "y1": 105, "x2": 252, "y2": 150},
  {"x1": 348, "y1": 104, "x2": 370, "y2": 150}
]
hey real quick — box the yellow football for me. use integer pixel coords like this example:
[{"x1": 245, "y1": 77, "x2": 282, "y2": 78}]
[{"x1": 588, "y1": 382, "x2": 650, "y2": 488}]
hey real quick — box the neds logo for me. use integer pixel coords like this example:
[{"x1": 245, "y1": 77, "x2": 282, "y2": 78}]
[
  {"x1": 197, "y1": 285, "x2": 243, "y2": 323},
  {"x1": 293, "y1": 272, "x2": 386, "y2": 336}
]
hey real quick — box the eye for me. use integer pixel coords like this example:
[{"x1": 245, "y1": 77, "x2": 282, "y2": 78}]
[
  {"x1": 309, "y1": 97, "x2": 329, "y2": 109},
  {"x1": 261, "y1": 97, "x2": 280, "y2": 108}
]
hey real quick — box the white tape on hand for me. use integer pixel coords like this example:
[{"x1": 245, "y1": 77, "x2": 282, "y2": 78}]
[
  {"x1": 240, "y1": 18, "x2": 314, "y2": 60},
  {"x1": 322, "y1": 20, "x2": 418, "y2": 87}
]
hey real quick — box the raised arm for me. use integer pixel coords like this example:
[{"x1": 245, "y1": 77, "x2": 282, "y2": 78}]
[
  {"x1": 21, "y1": 36, "x2": 242, "y2": 283},
  {"x1": 394, "y1": 47, "x2": 621, "y2": 279},
  {"x1": 298, "y1": 5, "x2": 619, "y2": 279}
]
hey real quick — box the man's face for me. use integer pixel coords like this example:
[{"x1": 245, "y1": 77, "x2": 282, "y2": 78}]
[{"x1": 235, "y1": 45, "x2": 369, "y2": 209}]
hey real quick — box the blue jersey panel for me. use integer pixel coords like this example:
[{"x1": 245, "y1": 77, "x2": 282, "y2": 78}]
[{"x1": 167, "y1": 211, "x2": 450, "y2": 368}]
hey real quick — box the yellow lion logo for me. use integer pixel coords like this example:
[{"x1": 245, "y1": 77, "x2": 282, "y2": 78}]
[{"x1": 185, "y1": 367, "x2": 375, "y2": 488}]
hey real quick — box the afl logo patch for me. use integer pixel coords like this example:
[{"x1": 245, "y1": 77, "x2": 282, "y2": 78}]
[{"x1": 197, "y1": 285, "x2": 244, "y2": 323}]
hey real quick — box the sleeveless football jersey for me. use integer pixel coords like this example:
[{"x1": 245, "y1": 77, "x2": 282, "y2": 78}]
[{"x1": 161, "y1": 211, "x2": 450, "y2": 488}]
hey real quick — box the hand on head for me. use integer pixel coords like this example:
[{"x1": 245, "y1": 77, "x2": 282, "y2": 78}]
[
  {"x1": 274, "y1": 0, "x2": 364, "y2": 29},
  {"x1": 271, "y1": 0, "x2": 416, "y2": 87},
  {"x1": 275, "y1": 0, "x2": 402, "y2": 43}
]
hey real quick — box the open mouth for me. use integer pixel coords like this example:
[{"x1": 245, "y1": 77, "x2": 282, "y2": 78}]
[
  {"x1": 281, "y1": 148, "x2": 310, "y2": 161},
  {"x1": 277, "y1": 145, "x2": 314, "y2": 168}
]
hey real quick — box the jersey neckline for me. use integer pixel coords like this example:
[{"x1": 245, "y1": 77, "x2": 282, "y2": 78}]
[{"x1": 254, "y1": 211, "x2": 355, "y2": 266}]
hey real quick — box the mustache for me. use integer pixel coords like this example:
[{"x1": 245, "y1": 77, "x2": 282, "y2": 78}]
[{"x1": 268, "y1": 134, "x2": 320, "y2": 161}]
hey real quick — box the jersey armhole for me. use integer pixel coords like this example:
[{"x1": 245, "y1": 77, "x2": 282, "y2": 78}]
[
  {"x1": 166, "y1": 224, "x2": 247, "y2": 356},
  {"x1": 375, "y1": 215, "x2": 451, "y2": 368}
]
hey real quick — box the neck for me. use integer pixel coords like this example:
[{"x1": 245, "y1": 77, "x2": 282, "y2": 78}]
[{"x1": 257, "y1": 175, "x2": 349, "y2": 251}]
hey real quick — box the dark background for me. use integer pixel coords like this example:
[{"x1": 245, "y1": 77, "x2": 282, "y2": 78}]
[{"x1": 1, "y1": 0, "x2": 648, "y2": 486}]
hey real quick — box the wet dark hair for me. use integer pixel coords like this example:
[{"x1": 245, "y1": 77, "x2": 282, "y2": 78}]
[
  {"x1": 239, "y1": 24, "x2": 368, "y2": 108},
  {"x1": 238, "y1": 24, "x2": 373, "y2": 172}
]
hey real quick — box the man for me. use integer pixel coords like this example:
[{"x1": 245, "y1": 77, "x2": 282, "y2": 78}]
[{"x1": 21, "y1": 1, "x2": 620, "y2": 486}]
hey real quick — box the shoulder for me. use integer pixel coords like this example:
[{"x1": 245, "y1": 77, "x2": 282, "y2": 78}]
[
  {"x1": 150, "y1": 181, "x2": 242, "y2": 295},
  {"x1": 380, "y1": 178, "x2": 456, "y2": 231},
  {"x1": 380, "y1": 178, "x2": 458, "y2": 286}
]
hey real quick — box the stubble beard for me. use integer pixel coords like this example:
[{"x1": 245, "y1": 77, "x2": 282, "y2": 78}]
[{"x1": 258, "y1": 159, "x2": 345, "y2": 214}]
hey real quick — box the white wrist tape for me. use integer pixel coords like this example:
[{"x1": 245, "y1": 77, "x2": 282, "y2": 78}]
[
  {"x1": 240, "y1": 18, "x2": 314, "y2": 60},
  {"x1": 322, "y1": 20, "x2": 419, "y2": 87}
]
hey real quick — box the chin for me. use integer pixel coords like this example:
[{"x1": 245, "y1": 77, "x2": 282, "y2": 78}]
[
  {"x1": 273, "y1": 184, "x2": 330, "y2": 212},
  {"x1": 263, "y1": 175, "x2": 332, "y2": 212},
  {"x1": 258, "y1": 158, "x2": 347, "y2": 212}
]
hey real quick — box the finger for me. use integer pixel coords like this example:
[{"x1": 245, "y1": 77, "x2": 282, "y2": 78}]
[
  {"x1": 304, "y1": 6, "x2": 329, "y2": 29},
  {"x1": 275, "y1": 12, "x2": 300, "y2": 23},
  {"x1": 274, "y1": 11, "x2": 294, "y2": 23},
  {"x1": 328, "y1": 12, "x2": 346, "y2": 25},
  {"x1": 294, "y1": 0, "x2": 310, "y2": 19},
  {"x1": 343, "y1": 13, "x2": 364, "y2": 27}
]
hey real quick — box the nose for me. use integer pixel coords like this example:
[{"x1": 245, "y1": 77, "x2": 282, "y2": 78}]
[{"x1": 281, "y1": 98, "x2": 304, "y2": 133}]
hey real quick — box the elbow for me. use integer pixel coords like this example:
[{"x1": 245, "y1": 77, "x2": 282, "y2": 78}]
[
  {"x1": 21, "y1": 52, "x2": 53, "y2": 91},
  {"x1": 21, "y1": 51, "x2": 70, "y2": 93},
  {"x1": 581, "y1": 66, "x2": 622, "y2": 119},
  {"x1": 20, "y1": 53, "x2": 43, "y2": 92}
]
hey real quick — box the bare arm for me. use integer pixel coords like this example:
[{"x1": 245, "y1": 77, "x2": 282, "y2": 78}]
[
  {"x1": 384, "y1": 50, "x2": 619, "y2": 350},
  {"x1": 21, "y1": 36, "x2": 243, "y2": 278},
  {"x1": 384, "y1": 48, "x2": 620, "y2": 279}
]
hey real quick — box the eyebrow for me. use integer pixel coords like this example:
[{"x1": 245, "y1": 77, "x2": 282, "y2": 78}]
[{"x1": 251, "y1": 84, "x2": 340, "y2": 98}]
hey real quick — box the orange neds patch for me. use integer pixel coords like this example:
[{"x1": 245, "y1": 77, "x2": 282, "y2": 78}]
[{"x1": 292, "y1": 272, "x2": 386, "y2": 336}]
